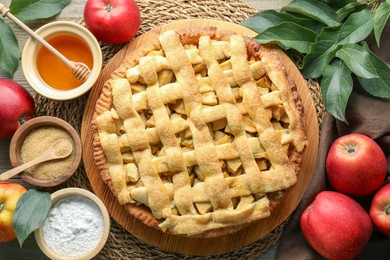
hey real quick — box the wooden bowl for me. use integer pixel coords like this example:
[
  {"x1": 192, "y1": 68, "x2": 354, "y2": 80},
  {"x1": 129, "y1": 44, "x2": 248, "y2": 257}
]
[
  {"x1": 34, "y1": 188, "x2": 110, "y2": 260},
  {"x1": 9, "y1": 116, "x2": 82, "y2": 187}
]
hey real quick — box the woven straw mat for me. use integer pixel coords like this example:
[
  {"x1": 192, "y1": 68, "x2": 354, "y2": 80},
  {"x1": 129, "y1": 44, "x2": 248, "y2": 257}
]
[{"x1": 33, "y1": 0, "x2": 325, "y2": 259}]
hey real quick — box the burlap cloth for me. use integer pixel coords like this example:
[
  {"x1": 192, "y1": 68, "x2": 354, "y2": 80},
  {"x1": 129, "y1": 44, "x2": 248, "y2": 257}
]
[{"x1": 33, "y1": 0, "x2": 325, "y2": 259}]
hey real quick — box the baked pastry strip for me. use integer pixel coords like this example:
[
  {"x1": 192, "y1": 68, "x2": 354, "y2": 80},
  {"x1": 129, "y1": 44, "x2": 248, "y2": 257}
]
[
  {"x1": 157, "y1": 31, "x2": 274, "y2": 234},
  {"x1": 230, "y1": 35, "x2": 297, "y2": 192},
  {"x1": 199, "y1": 35, "x2": 269, "y2": 206},
  {"x1": 261, "y1": 50, "x2": 307, "y2": 152},
  {"x1": 159, "y1": 31, "x2": 233, "y2": 212},
  {"x1": 139, "y1": 55, "x2": 197, "y2": 216},
  {"x1": 111, "y1": 78, "x2": 171, "y2": 219},
  {"x1": 95, "y1": 109, "x2": 132, "y2": 205}
]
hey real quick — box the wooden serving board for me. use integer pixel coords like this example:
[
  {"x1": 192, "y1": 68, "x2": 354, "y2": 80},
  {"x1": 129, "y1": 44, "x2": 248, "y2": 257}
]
[{"x1": 81, "y1": 19, "x2": 319, "y2": 256}]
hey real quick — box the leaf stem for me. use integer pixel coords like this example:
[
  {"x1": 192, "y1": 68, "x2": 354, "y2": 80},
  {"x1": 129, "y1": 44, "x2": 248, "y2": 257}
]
[{"x1": 369, "y1": 0, "x2": 382, "y2": 11}]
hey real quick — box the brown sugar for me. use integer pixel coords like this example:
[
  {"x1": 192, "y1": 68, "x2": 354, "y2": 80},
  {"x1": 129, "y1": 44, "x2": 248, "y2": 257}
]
[
  {"x1": 21, "y1": 126, "x2": 76, "y2": 180},
  {"x1": 52, "y1": 139, "x2": 73, "y2": 157}
]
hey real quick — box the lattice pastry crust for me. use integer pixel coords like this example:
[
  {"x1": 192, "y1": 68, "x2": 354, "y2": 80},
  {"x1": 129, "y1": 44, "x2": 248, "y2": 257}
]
[{"x1": 92, "y1": 28, "x2": 307, "y2": 236}]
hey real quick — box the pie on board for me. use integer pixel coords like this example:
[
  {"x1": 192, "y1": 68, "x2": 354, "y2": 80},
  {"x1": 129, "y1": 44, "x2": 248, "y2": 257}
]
[{"x1": 92, "y1": 27, "x2": 307, "y2": 236}]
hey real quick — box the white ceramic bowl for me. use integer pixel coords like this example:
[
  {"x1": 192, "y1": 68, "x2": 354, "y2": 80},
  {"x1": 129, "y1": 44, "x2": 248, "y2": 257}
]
[
  {"x1": 34, "y1": 188, "x2": 110, "y2": 260},
  {"x1": 22, "y1": 21, "x2": 102, "y2": 100}
]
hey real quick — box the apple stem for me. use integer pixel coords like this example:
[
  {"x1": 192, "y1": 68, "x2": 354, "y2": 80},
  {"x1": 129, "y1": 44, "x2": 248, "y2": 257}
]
[
  {"x1": 0, "y1": 202, "x2": 4, "y2": 213},
  {"x1": 385, "y1": 204, "x2": 390, "y2": 215},
  {"x1": 344, "y1": 145, "x2": 357, "y2": 154},
  {"x1": 18, "y1": 114, "x2": 28, "y2": 126},
  {"x1": 105, "y1": 4, "x2": 113, "y2": 13}
]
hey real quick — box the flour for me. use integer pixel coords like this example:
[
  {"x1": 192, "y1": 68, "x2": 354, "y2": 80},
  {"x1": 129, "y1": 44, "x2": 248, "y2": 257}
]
[{"x1": 43, "y1": 195, "x2": 104, "y2": 257}]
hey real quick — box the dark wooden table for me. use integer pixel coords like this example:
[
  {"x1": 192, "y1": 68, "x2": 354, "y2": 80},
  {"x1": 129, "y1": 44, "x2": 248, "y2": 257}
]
[{"x1": 0, "y1": 0, "x2": 290, "y2": 259}]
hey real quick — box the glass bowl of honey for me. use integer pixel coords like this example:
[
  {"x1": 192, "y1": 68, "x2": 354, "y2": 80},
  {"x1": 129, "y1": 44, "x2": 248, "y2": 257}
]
[{"x1": 22, "y1": 21, "x2": 102, "y2": 100}]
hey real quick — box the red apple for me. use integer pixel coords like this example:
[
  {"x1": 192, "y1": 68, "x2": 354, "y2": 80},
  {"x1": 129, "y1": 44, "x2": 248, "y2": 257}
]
[
  {"x1": 326, "y1": 133, "x2": 387, "y2": 197},
  {"x1": 0, "y1": 78, "x2": 35, "y2": 139},
  {"x1": 83, "y1": 0, "x2": 141, "y2": 44},
  {"x1": 0, "y1": 182, "x2": 27, "y2": 242},
  {"x1": 370, "y1": 183, "x2": 390, "y2": 236},
  {"x1": 301, "y1": 191, "x2": 372, "y2": 260}
]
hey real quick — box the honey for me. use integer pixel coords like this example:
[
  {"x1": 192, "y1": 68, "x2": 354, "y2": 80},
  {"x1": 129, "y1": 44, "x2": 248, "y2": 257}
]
[{"x1": 36, "y1": 34, "x2": 93, "y2": 90}]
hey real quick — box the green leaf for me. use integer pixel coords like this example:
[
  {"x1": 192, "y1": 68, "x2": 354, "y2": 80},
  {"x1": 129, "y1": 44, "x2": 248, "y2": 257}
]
[
  {"x1": 242, "y1": 10, "x2": 322, "y2": 34},
  {"x1": 254, "y1": 22, "x2": 317, "y2": 53},
  {"x1": 321, "y1": 59, "x2": 353, "y2": 122},
  {"x1": 335, "y1": 43, "x2": 390, "y2": 98},
  {"x1": 300, "y1": 26, "x2": 341, "y2": 78},
  {"x1": 337, "y1": 9, "x2": 374, "y2": 44},
  {"x1": 10, "y1": 0, "x2": 70, "y2": 22},
  {"x1": 301, "y1": 9, "x2": 374, "y2": 78},
  {"x1": 282, "y1": 0, "x2": 340, "y2": 27},
  {"x1": 319, "y1": 0, "x2": 357, "y2": 11},
  {"x1": 336, "y1": 2, "x2": 368, "y2": 21},
  {"x1": 335, "y1": 44, "x2": 376, "y2": 78},
  {"x1": 13, "y1": 189, "x2": 51, "y2": 247},
  {"x1": 374, "y1": 0, "x2": 390, "y2": 47},
  {"x1": 0, "y1": 19, "x2": 20, "y2": 78}
]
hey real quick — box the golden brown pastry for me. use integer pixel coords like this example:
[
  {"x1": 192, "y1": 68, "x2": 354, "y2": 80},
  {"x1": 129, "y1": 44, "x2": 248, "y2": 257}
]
[{"x1": 92, "y1": 28, "x2": 307, "y2": 236}]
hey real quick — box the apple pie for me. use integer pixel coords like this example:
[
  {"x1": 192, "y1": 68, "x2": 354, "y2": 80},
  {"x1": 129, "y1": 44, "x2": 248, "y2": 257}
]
[{"x1": 92, "y1": 28, "x2": 307, "y2": 236}]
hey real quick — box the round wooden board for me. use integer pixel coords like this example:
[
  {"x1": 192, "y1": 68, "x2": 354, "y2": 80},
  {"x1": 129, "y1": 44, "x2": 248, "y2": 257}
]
[{"x1": 81, "y1": 19, "x2": 319, "y2": 256}]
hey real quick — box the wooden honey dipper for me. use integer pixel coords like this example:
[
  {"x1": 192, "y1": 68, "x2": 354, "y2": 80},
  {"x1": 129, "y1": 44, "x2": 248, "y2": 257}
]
[{"x1": 0, "y1": 3, "x2": 91, "y2": 82}]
